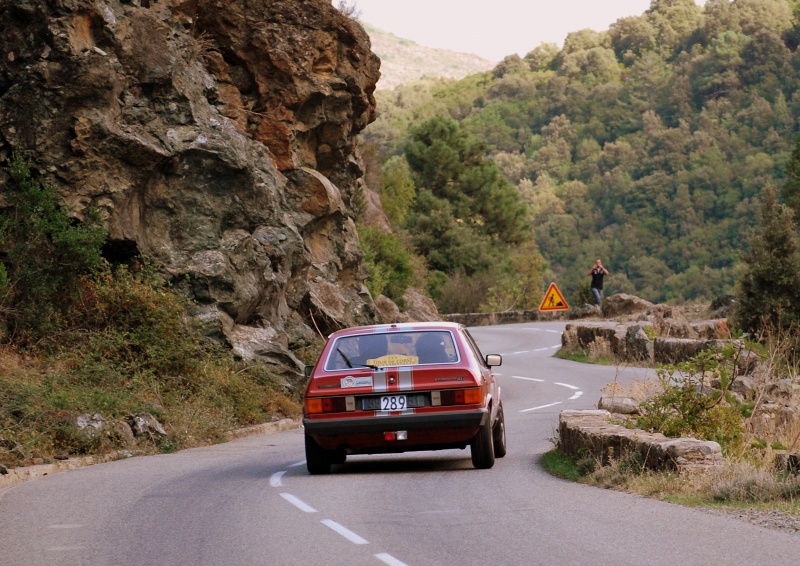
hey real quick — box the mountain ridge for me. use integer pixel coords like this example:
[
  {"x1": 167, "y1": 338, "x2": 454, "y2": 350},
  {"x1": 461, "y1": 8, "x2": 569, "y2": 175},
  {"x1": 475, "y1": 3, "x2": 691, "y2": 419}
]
[{"x1": 362, "y1": 22, "x2": 495, "y2": 89}]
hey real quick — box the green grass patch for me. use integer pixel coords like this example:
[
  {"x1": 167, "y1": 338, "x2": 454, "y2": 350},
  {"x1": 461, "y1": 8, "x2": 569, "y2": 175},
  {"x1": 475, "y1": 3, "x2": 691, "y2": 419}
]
[{"x1": 540, "y1": 449, "x2": 583, "y2": 480}]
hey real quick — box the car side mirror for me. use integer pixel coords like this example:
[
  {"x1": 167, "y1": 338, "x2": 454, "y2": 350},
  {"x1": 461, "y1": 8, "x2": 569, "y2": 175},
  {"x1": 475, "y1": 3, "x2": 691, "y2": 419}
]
[
  {"x1": 485, "y1": 354, "x2": 502, "y2": 367},
  {"x1": 304, "y1": 365, "x2": 314, "y2": 378}
]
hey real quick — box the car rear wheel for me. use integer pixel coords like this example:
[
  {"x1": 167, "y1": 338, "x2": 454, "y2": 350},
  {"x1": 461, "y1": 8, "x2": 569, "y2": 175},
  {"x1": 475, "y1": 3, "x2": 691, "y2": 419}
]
[
  {"x1": 305, "y1": 433, "x2": 332, "y2": 475},
  {"x1": 470, "y1": 417, "x2": 496, "y2": 469},
  {"x1": 493, "y1": 404, "x2": 507, "y2": 458}
]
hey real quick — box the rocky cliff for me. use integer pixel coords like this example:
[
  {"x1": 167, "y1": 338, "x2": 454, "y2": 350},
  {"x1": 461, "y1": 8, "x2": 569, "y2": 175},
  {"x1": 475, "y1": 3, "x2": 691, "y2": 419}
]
[{"x1": 0, "y1": 0, "x2": 382, "y2": 371}]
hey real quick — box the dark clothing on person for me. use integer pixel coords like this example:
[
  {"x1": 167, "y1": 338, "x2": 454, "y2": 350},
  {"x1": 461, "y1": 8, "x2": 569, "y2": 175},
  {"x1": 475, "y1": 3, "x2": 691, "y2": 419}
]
[{"x1": 591, "y1": 268, "x2": 605, "y2": 291}]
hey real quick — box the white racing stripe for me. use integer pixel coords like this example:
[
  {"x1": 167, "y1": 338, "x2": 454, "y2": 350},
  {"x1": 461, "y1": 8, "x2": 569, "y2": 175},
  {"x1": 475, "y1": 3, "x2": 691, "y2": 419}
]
[
  {"x1": 398, "y1": 366, "x2": 413, "y2": 390},
  {"x1": 280, "y1": 493, "x2": 317, "y2": 513},
  {"x1": 373, "y1": 369, "x2": 388, "y2": 393},
  {"x1": 321, "y1": 519, "x2": 368, "y2": 544}
]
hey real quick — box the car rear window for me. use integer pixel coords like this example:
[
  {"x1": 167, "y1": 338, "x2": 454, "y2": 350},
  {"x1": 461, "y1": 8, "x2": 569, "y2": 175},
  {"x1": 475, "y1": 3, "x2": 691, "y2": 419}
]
[{"x1": 324, "y1": 330, "x2": 458, "y2": 371}]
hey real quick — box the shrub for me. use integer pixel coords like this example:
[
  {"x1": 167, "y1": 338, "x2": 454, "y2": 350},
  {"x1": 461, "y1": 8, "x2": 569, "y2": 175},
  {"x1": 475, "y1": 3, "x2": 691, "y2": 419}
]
[
  {"x1": 357, "y1": 226, "x2": 413, "y2": 306},
  {"x1": 634, "y1": 349, "x2": 747, "y2": 454},
  {"x1": 0, "y1": 153, "x2": 106, "y2": 343}
]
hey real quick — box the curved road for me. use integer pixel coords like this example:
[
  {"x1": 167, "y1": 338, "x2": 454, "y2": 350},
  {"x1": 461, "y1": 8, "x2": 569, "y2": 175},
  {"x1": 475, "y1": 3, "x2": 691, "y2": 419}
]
[{"x1": 1, "y1": 321, "x2": 799, "y2": 565}]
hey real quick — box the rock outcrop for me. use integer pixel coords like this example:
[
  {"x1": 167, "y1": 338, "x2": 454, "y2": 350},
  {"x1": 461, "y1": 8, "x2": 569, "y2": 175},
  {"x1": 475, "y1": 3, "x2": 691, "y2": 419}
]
[{"x1": 0, "y1": 0, "x2": 384, "y2": 375}]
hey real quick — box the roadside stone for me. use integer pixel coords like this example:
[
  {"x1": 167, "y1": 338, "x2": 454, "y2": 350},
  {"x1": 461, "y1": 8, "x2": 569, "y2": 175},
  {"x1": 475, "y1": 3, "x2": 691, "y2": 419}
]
[
  {"x1": 76, "y1": 413, "x2": 107, "y2": 438},
  {"x1": 129, "y1": 413, "x2": 167, "y2": 439},
  {"x1": 625, "y1": 325, "x2": 653, "y2": 363},
  {"x1": 597, "y1": 396, "x2": 640, "y2": 415},
  {"x1": 109, "y1": 420, "x2": 137, "y2": 448},
  {"x1": 763, "y1": 379, "x2": 797, "y2": 403},
  {"x1": 729, "y1": 375, "x2": 759, "y2": 402}
]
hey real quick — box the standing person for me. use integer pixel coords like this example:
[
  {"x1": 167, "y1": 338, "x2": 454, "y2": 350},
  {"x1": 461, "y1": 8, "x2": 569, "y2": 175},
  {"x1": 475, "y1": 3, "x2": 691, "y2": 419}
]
[{"x1": 587, "y1": 259, "x2": 609, "y2": 306}]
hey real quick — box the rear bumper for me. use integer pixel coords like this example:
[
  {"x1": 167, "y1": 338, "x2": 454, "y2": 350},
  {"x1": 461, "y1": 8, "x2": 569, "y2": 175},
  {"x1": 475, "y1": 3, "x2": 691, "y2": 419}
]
[{"x1": 303, "y1": 408, "x2": 489, "y2": 436}]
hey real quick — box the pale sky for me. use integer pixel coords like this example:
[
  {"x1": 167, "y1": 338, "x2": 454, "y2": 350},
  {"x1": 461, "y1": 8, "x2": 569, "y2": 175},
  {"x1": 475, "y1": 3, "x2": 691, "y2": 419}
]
[{"x1": 336, "y1": 0, "x2": 706, "y2": 62}]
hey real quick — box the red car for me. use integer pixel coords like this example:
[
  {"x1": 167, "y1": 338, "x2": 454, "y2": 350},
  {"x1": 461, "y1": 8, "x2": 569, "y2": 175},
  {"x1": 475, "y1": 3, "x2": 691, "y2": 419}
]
[{"x1": 302, "y1": 322, "x2": 505, "y2": 474}]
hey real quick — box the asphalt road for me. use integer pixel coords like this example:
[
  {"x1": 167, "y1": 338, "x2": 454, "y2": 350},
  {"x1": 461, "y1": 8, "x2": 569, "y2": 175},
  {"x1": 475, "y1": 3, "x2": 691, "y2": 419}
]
[{"x1": 2, "y1": 321, "x2": 799, "y2": 565}]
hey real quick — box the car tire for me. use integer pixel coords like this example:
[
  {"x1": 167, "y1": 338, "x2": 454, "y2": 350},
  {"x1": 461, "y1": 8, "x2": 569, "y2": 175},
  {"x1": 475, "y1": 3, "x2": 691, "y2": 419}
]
[
  {"x1": 305, "y1": 433, "x2": 332, "y2": 475},
  {"x1": 493, "y1": 404, "x2": 507, "y2": 458},
  {"x1": 470, "y1": 416, "x2": 495, "y2": 469}
]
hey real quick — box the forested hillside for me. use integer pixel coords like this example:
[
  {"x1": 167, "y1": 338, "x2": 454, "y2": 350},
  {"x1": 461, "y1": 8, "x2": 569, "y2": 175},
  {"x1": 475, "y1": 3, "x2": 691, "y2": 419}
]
[{"x1": 361, "y1": 0, "x2": 800, "y2": 308}]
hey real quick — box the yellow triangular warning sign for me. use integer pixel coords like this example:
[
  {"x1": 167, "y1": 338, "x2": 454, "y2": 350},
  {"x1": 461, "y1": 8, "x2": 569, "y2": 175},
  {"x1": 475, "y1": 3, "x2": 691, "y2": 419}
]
[{"x1": 538, "y1": 282, "x2": 569, "y2": 311}]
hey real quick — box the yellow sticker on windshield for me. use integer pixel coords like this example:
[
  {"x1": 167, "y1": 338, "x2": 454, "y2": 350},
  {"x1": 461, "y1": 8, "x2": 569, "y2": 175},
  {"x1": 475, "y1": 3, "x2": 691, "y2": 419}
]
[{"x1": 367, "y1": 354, "x2": 419, "y2": 367}]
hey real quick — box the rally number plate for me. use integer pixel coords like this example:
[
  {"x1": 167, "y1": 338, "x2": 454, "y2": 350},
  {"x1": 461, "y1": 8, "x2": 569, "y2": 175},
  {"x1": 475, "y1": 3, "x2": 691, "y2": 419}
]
[{"x1": 380, "y1": 395, "x2": 407, "y2": 411}]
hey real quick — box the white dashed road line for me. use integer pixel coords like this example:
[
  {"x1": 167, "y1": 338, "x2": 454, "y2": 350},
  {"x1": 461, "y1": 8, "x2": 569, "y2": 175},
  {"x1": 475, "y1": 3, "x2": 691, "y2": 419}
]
[
  {"x1": 376, "y1": 552, "x2": 410, "y2": 566},
  {"x1": 569, "y1": 391, "x2": 583, "y2": 400},
  {"x1": 275, "y1": 475, "x2": 408, "y2": 565},
  {"x1": 322, "y1": 519, "x2": 369, "y2": 544},
  {"x1": 520, "y1": 401, "x2": 562, "y2": 413},
  {"x1": 280, "y1": 492, "x2": 317, "y2": 513},
  {"x1": 270, "y1": 471, "x2": 286, "y2": 487},
  {"x1": 512, "y1": 376, "x2": 545, "y2": 382},
  {"x1": 554, "y1": 382, "x2": 580, "y2": 390}
]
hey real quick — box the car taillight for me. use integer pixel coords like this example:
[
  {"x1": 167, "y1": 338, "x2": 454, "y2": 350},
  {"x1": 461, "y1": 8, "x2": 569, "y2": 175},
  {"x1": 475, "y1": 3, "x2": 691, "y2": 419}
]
[
  {"x1": 439, "y1": 387, "x2": 482, "y2": 406},
  {"x1": 305, "y1": 397, "x2": 349, "y2": 414}
]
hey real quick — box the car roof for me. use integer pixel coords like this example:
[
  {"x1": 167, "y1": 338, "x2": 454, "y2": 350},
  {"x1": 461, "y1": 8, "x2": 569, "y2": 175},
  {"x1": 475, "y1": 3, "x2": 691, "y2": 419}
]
[{"x1": 327, "y1": 321, "x2": 464, "y2": 339}]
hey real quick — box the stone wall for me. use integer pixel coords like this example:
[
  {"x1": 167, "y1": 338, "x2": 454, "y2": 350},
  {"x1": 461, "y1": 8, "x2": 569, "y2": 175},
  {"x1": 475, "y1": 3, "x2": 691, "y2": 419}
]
[{"x1": 559, "y1": 410, "x2": 723, "y2": 472}]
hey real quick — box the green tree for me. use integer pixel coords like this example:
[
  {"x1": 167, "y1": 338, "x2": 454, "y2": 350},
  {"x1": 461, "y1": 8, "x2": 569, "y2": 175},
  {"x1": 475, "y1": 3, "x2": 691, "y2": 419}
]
[
  {"x1": 781, "y1": 134, "x2": 800, "y2": 219},
  {"x1": 403, "y1": 115, "x2": 529, "y2": 249},
  {"x1": 379, "y1": 156, "x2": 416, "y2": 226},
  {"x1": 734, "y1": 183, "x2": 800, "y2": 334},
  {"x1": 0, "y1": 154, "x2": 107, "y2": 342}
]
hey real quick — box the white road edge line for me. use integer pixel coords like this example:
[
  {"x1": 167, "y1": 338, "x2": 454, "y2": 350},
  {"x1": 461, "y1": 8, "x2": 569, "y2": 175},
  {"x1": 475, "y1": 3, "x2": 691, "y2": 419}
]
[
  {"x1": 375, "y1": 552, "x2": 409, "y2": 566},
  {"x1": 270, "y1": 471, "x2": 286, "y2": 487},
  {"x1": 290, "y1": 460, "x2": 306, "y2": 467},
  {"x1": 512, "y1": 376, "x2": 545, "y2": 382},
  {"x1": 321, "y1": 519, "x2": 368, "y2": 544},
  {"x1": 280, "y1": 493, "x2": 317, "y2": 513},
  {"x1": 520, "y1": 402, "x2": 562, "y2": 413},
  {"x1": 554, "y1": 382, "x2": 580, "y2": 390}
]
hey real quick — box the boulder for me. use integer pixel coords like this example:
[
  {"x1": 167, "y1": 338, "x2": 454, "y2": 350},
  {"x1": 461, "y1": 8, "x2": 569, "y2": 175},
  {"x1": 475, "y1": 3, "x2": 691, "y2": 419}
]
[
  {"x1": 401, "y1": 288, "x2": 441, "y2": 322},
  {"x1": 597, "y1": 396, "x2": 640, "y2": 415},
  {"x1": 76, "y1": 413, "x2": 107, "y2": 438},
  {"x1": 728, "y1": 375, "x2": 759, "y2": 402},
  {"x1": 625, "y1": 325, "x2": 654, "y2": 363},
  {"x1": 129, "y1": 413, "x2": 167, "y2": 439},
  {"x1": 374, "y1": 294, "x2": 403, "y2": 324},
  {"x1": 763, "y1": 379, "x2": 798, "y2": 404},
  {"x1": 602, "y1": 293, "x2": 654, "y2": 318}
]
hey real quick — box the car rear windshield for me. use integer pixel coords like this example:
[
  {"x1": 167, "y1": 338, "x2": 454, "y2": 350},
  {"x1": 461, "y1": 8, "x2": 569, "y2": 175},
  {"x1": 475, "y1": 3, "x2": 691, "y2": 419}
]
[{"x1": 324, "y1": 330, "x2": 458, "y2": 371}]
